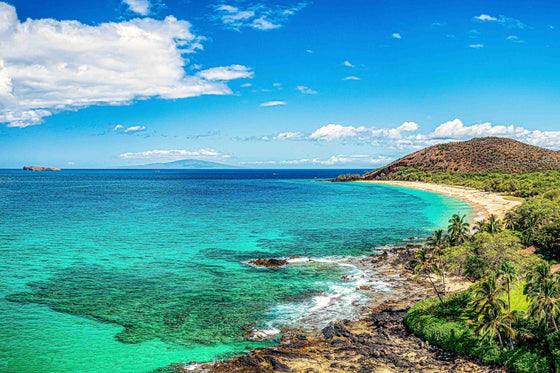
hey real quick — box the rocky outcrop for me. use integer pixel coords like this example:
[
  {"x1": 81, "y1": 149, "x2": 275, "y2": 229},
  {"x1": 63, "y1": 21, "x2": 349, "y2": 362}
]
[
  {"x1": 163, "y1": 304, "x2": 505, "y2": 373},
  {"x1": 158, "y1": 249, "x2": 502, "y2": 373},
  {"x1": 247, "y1": 258, "x2": 289, "y2": 268},
  {"x1": 23, "y1": 166, "x2": 61, "y2": 171}
]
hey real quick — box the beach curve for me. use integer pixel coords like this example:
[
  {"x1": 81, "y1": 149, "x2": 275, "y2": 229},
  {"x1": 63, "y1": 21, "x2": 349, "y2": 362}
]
[{"x1": 355, "y1": 180, "x2": 522, "y2": 220}]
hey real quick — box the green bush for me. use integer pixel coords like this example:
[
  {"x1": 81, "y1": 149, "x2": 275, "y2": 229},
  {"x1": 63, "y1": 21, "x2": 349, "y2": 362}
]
[{"x1": 405, "y1": 292, "x2": 552, "y2": 373}]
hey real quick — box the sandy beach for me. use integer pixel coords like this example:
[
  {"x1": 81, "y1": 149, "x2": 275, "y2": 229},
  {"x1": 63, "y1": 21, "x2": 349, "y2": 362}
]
[{"x1": 356, "y1": 180, "x2": 522, "y2": 220}]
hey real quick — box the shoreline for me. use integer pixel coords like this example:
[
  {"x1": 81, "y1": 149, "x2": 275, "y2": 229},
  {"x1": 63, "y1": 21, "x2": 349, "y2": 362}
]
[
  {"x1": 176, "y1": 249, "x2": 500, "y2": 373},
  {"x1": 165, "y1": 181, "x2": 522, "y2": 372},
  {"x1": 355, "y1": 180, "x2": 522, "y2": 220}
]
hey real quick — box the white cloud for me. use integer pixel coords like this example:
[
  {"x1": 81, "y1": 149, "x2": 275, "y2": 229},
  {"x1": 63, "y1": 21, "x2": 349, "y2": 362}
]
[
  {"x1": 469, "y1": 44, "x2": 484, "y2": 48},
  {"x1": 296, "y1": 85, "x2": 317, "y2": 95},
  {"x1": 123, "y1": 0, "x2": 150, "y2": 16},
  {"x1": 342, "y1": 76, "x2": 361, "y2": 81},
  {"x1": 0, "y1": 2, "x2": 251, "y2": 128},
  {"x1": 196, "y1": 65, "x2": 254, "y2": 81},
  {"x1": 240, "y1": 83, "x2": 252, "y2": 87},
  {"x1": 306, "y1": 49, "x2": 313, "y2": 53},
  {"x1": 430, "y1": 119, "x2": 527, "y2": 139},
  {"x1": 260, "y1": 131, "x2": 305, "y2": 141},
  {"x1": 397, "y1": 121, "x2": 419, "y2": 132},
  {"x1": 343, "y1": 60, "x2": 354, "y2": 67},
  {"x1": 506, "y1": 35, "x2": 525, "y2": 43},
  {"x1": 309, "y1": 124, "x2": 361, "y2": 141},
  {"x1": 114, "y1": 124, "x2": 147, "y2": 133},
  {"x1": 213, "y1": 2, "x2": 308, "y2": 31},
  {"x1": 241, "y1": 154, "x2": 391, "y2": 166},
  {"x1": 260, "y1": 101, "x2": 287, "y2": 107},
  {"x1": 392, "y1": 33, "x2": 402, "y2": 39},
  {"x1": 474, "y1": 14, "x2": 497, "y2": 21},
  {"x1": 124, "y1": 125, "x2": 146, "y2": 132},
  {"x1": 421, "y1": 119, "x2": 560, "y2": 150},
  {"x1": 472, "y1": 14, "x2": 527, "y2": 29},
  {"x1": 119, "y1": 148, "x2": 227, "y2": 159}
]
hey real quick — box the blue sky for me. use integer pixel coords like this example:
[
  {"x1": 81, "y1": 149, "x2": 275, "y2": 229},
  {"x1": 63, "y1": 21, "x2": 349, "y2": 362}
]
[{"x1": 0, "y1": 0, "x2": 559, "y2": 168}]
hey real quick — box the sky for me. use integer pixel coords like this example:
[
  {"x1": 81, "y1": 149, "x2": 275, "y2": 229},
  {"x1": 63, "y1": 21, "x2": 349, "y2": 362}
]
[{"x1": 0, "y1": 0, "x2": 560, "y2": 168}]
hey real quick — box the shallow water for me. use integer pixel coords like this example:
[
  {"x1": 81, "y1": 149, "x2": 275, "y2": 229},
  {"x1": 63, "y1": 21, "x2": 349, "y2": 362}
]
[{"x1": 0, "y1": 170, "x2": 471, "y2": 372}]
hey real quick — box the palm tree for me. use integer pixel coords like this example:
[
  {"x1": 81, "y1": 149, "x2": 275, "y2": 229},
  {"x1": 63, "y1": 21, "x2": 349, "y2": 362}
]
[
  {"x1": 486, "y1": 214, "x2": 502, "y2": 234},
  {"x1": 475, "y1": 307, "x2": 517, "y2": 350},
  {"x1": 448, "y1": 213, "x2": 470, "y2": 245},
  {"x1": 470, "y1": 275, "x2": 507, "y2": 316},
  {"x1": 504, "y1": 212, "x2": 516, "y2": 230},
  {"x1": 525, "y1": 262, "x2": 553, "y2": 298},
  {"x1": 426, "y1": 229, "x2": 446, "y2": 249},
  {"x1": 473, "y1": 220, "x2": 486, "y2": 234},
  {"x1": 413, "y1": 248, "x2": 445, "y2": 307},
  {"x1": 426, "y1": 229, "x2": 448, "y2": 296},
  {"x1": 521, "y1": 216, "x2": 538, "y2": 245},
  {"x1": 526, "y1": 278, "x2": 560, "y2": 332},
  {"x1": 498, "y1": 262, "x2": 519, "y2": 350}
]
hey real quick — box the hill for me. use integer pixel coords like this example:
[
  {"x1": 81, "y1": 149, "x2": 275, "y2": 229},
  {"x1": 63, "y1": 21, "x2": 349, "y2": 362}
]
[
  {"x1": 120, "y1": 159, "x2": 239, "y2": 169},
  {"x1": 364, "y1": 137, "x2": 560, "y2": 179}
]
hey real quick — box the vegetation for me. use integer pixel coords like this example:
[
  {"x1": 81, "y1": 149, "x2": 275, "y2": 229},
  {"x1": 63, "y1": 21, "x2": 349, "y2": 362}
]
[
  {"x1": 405, "y1": 208, "x2": 560, "y2": 372},
  {"x1": 334, "y1": 173, "x2": 361, "y2": 181},
  {"x1": 354, "y1": 137, "x2": 560, "y2": 370},
  {"x1": 367, "y1": 167, "x2": 560, "y2": 198}
]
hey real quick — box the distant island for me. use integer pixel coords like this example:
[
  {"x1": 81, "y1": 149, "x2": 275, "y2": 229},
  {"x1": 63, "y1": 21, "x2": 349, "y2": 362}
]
[
  {"x1": 120, "y1": 158, "x2": 239, "y2": 170},
  {"x1": 23, "y1": 166, "x2": 61, "y2": 171}
]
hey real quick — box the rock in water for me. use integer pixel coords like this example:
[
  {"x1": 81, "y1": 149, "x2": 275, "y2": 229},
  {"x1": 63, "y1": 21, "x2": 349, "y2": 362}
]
[{"x1": 23, "y1": 166, "x2": 61, "y2": 171}]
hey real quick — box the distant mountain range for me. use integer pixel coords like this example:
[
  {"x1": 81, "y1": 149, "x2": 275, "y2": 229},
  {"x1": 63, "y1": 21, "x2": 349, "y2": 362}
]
[
  {"x1": 364, "y1": 137, "x2": 560, "y2": 179},
  {"x1": 120, "y1": 159, "x2": 239, "y2": 169}
]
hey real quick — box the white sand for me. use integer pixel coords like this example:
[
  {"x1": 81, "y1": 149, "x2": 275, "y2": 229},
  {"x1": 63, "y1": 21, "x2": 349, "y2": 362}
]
[{"x1": 356, "y1": 180, "x2": 522, "y2": 221}]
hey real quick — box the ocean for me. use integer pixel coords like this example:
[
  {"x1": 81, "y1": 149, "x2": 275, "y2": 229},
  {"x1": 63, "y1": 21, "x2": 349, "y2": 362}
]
[{"x1": 0, "y1": 169, "x2": 471, "y2": 372}]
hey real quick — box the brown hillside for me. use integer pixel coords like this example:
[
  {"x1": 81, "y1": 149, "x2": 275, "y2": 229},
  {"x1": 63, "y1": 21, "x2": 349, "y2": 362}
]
[{"x1": 364, "y1": 137, "x2": 560, "y2": 179}]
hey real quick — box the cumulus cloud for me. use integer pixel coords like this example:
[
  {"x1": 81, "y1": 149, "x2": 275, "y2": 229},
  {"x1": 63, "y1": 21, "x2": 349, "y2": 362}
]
[
  {"x1": 123, "y1": 0, "x2": 150, "y2": 15},
  {"x1": 296, "y1": 86, "x2": 317, "y2": 94},
  {"x1": 241, "y1": 154, "x2": 391, "y2": 166},
  {"x1": 213, "y1": 2, "x2": 308, "y2": 31},
  {"x1": 252, "y1": 122, "x2": 420, "y2": 145},
  {"x1": 423, "y1": 119, "x2": 560, "y2": 150},
  {"x1": 0, "y1": 2, "x2": 252, "y2": 128},
  {"x1": 119, "y1": 148, "x2": 227, "y2": 159},
  {"x1": 343, "y1": 60, "x2": 354, "y2": 67},
  {"x1": 472, "y1": 14, "x2": 527, "y2": 29},
  {"x1": 260, "y1": 101, "x2": 287, "y2": 107},
  {"x1": 309, "y1": 124, "x2": 362, "y2": 141},
  {"x1": 392, "y1": 33, "x2": 402, "y2": 39},
  {"x1": 342, "y1": 76, "x2": 361, "y2": 81}
]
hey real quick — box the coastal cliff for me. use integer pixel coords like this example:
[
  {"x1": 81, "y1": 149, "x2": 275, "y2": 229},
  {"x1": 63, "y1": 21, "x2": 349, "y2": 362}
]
[{"x1": 23, "y1": 166, "x2": 61, "y2": 171}]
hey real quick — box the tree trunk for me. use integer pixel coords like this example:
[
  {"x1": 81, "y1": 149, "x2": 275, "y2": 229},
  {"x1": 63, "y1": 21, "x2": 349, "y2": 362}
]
[
  {"x1": 441, "y1": 265, "x2": 447, "y2": 297},
  {"x1": 507, "y1": 282, "x2": 514, "y2": 350},
  {"x1": 426, "y1": 273, "x2": 445, "y2": 308},
  {"x1": 497, "y1": 330, "x2": 503, "y2": 350},
  {"x1": 552, "y1": 313, "x2": 559, "y2": 332}
]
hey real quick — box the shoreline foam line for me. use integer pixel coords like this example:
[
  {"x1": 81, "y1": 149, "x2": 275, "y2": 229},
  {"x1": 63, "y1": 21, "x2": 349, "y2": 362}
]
[{"x1": 355, "y1": 180, "x2": 522, "y2": 220}]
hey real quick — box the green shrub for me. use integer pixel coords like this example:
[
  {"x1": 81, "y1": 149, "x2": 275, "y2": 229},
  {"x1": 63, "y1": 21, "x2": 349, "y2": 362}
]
[{"x1": 405, "y1": 292, "x2": 552, "y2": 373}]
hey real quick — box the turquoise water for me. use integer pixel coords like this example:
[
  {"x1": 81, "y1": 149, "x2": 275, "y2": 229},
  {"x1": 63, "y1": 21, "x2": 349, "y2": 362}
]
[{"x1": 0, "y1": 170, "x2": 471, "y2": 372}]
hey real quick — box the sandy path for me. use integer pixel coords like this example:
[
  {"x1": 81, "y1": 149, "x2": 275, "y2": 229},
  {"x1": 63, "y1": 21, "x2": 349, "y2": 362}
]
[{"x1": 356, "y1": 180, "x2": 522, "y2": 221}]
